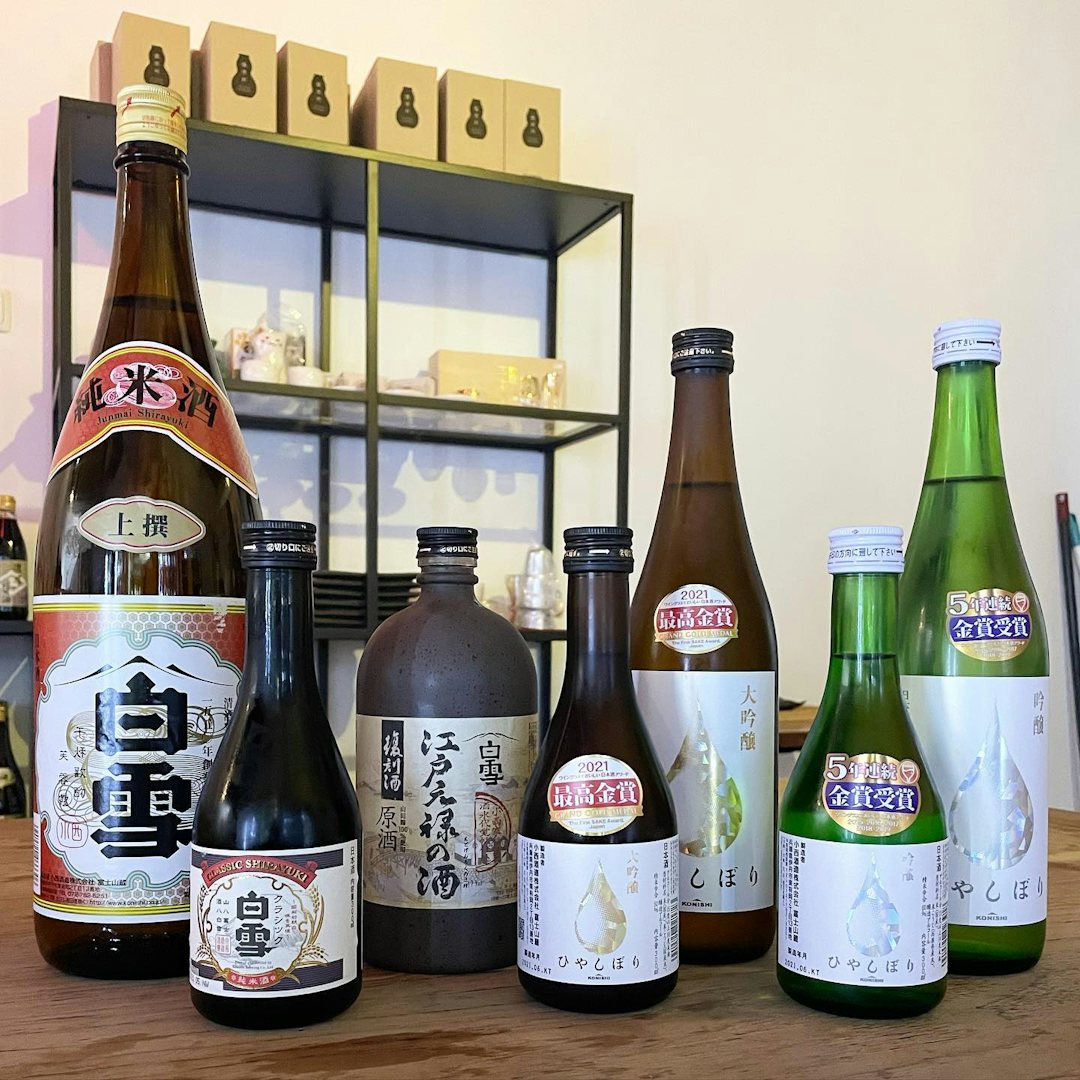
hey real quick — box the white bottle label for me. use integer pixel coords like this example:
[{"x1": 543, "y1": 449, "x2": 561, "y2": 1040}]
[
  {"x1": 517, "y1": 835, "x2": 679, "y2": 985},
  {"x1": 0, "y1": 559, "x2": 27, "y2": 609},
  {"x1": 632, "y1": 670, "x2": 775, "y2": 913},
  {"x1": 357, "y1": 713, "x2": 538, "y2": 910},
  {"x1": 32, "y1": 595, "x2": 244, "y2": 924},
  {"x1": 901, "y1": 674, "x2": 1048, "y2": 926},
  {"x1": 778, "y1": 833, "x2": 948, "y2": 987},
  {"x1": 190, "y1": 841, "x2": 359, "y2": 997}
]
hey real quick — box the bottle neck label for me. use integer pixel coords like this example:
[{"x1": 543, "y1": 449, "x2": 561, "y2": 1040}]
[
  {"x1": 51, "y1": 341, "x2": 258, "y2": 497},
  {"x1": 778, "y1": 833, "x2": 948, "y2": 988},
  {"x1": 0, "y1": 558, "x2": 27, "y2": 610},
  {"x1": 901, "y1": 674, "x2": 1048, "y2": 927},
  {"x1": 32, "y1": 594, "x2": 244, "y2": 924},
  {"x1": 946, "y1": 587, "x2": 1033, "y2": 661},
  {"x1": 547, "y1": 755, "x2": 644, "y2": 837},
  {"x1": 633, "y1": 669, "x2": 775, "y2": 913},
  {"x1": 821, "y1": 752, "x2": 923, "y2": 836},
  {"x1": 653, "y1": 582, "x2": 738, "y2": 655},
  {"x1": 517, "y1": 835, "x2": 679, "y2": 985},
  {"x1": 190, "y1": 841, "x2": 358, "y2": 996},
  {"x1": 357, "y1": 713, "x2": 538, "y2": 910},
  {"x1": 77, "y1": 495, "x2": 206, "y2": 554}
]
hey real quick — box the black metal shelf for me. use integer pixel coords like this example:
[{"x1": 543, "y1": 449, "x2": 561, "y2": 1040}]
[{"x1": 0, "y1": 621, "x2": 32, "y2": 636}]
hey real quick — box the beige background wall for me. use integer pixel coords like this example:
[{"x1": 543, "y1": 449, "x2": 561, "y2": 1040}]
[{"x1": 2, "y1": 1, "x2": 1079, "y2": 807}]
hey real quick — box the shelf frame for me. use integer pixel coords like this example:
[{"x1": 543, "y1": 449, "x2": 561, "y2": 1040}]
[{"x1": 51, "y1": 97, "x2": 633, "y2": 727}]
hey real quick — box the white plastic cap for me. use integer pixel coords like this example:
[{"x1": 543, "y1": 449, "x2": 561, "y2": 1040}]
[
  {"x1": 932, "y1": 318, "x2": 1001, "y2": 369},
  {"x1": 116, "y1": 84, "x2": 187, "y2": 153},
  {"x1": 827, "y1": 526, "x2": 904, "y2": 574}
]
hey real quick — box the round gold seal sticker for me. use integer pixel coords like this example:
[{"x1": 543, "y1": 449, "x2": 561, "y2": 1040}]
[{"x1": 548, "y1": 755, "x2": 643, "y2": 836}]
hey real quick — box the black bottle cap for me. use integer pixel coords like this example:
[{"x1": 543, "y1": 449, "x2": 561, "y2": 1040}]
[
  {"x1": 671, "y1": 327, "x2": 734, "y2": 373},
  {"x1": 563, "y1": 526, "x2": 633, "y2": 573},
  {"x1": 241, "y1": 520, "x2": 317, "y2": 569},
  {"x1": 417, "y1": 526, "x2": 479, "y2": 559}
]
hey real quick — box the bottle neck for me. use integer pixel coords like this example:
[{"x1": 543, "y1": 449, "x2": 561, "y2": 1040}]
[
  {"x1": 417, "y1": 555, "x2": 479, "y2": 595},
  {"x1": 564, "y1": 570, "x2": 634, "y2": 697},
  {"x1": 104, "y1": 144, "x2": 202, "y2": 335},
  {"x1": 924, "y1": 361, "x2": 1005, "y2": 481},
  {"x1": 663, "y1": 368, "x2": 737, "y2": 485},
  {"x1": 244, "y1": 566, "x2": 318, "y2": 701}
]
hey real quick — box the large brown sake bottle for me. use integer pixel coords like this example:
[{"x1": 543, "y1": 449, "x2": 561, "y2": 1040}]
[
  {"x1": 630, "y1": 327, "x2": 778, "y2": 963},
  {"x1": 33, "y1": 85, "x2": 260, "y2": 979},
  {"x1": 355, "y1": 527, "x2": 538, "y2": 972}
]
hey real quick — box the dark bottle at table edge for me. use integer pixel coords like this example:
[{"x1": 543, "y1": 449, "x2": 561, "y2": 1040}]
[
  {"x1": 519, "y1": 527, "x2": 679, "y2": 1013},
  {"x1": 355, "y1": 527, "x2": 538, "y2": 973},
  {"x1": 0, "y1": 702, "x2": 27, "y2": 819},
  {"x1": 0, "y1": 495, "x2": 28, "y2": 620},
  {"x1": 630, "y1": 327, "x2": 778, "y2": 964},
  {"x1": 898, "y1": 318, "x2": 1048, "y2": 975},
  {"x1": 191, "y1": 521, "x2": 361, "y2": 1029},
  {"x1": 33, "y1": 84, "x2": 260, "y2": 979}
]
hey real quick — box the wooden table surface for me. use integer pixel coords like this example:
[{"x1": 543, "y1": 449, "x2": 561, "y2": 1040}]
[
  {"x1": 2, "y1": 814, "x2": 1078, "y2": 1080},
  {"x1": 779, "y1": 704, "x2": 816, "y2": 751}
]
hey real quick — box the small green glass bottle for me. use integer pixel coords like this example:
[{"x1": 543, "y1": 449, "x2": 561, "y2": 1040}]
[
  {"x1": 777, "y1": 527, "x2": 947, "y2": 1019},
  {"x1": 899, "y1": 319, "x2": 1049, "y2": 975}
]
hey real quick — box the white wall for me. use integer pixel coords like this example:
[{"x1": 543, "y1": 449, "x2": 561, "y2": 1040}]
[{"x1": 2, "y1": 1, "x2": 1079, "y2": 808}]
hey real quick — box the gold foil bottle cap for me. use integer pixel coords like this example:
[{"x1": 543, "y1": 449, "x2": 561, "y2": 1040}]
[
  {"x1": 0, "y1": 495, "x2": 15, "y2": 512},
  {"x1": 115, "y1": 84, "x2": 187, "y2": 153}
]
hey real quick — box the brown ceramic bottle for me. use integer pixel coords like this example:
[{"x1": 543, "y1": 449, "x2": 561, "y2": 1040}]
[
  {"x1": 355, "y1": 527, "x2": 538, "y2": 972},
  {"x1": 630, "y1": 327, "x2": 778, "y2": 963}
]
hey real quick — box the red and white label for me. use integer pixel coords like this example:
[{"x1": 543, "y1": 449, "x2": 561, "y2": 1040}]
[
  {"x1": 548, "y1": 755, "x2": 644, "y2": 837},
  {"x1": 51, "y1": 341, "x2": 257, "y2": 497},
  {"x1": 654, "y1": 583, "x2": 738, "y2": 655}
]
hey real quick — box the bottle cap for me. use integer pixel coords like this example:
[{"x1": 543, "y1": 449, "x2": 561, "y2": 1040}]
[
  {"x1": 827, "y1": 526, "x2": 904, "y2": 574},
  {"x1": 116, "y1": 84, "x2": 187, "y2": 153},
  {"x1": 671, "y1": 327, "x2": 734, "y2": 374},
  {"x1": 416, "y1": 526, "x2": 478, "y2": 560},
  {"x1": 241, "y1": 520, "x2": 317, "y2": 569},
  {"x1": 563, "y1": 526, "x2": 633, "y2": 573},
  {"x1": 0, "y1": 495, "x2": 14, "y2": 513},
  {"x1": 932, "y1": 318, "x2": 1001, "y2": 369}
]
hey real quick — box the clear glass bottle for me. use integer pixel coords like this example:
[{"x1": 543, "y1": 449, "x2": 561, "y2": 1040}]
[
  {"x1": 778, "y1": 527, "x2": 948, "y2": 1018},
  {"x1": 355, "y1": 527, "x2": 538, "y2": 973},
  {"x1": 631, "y1": 327, "x2": 778, "y2": 963},
  {"x1": 33, "y1": 85, "x2": 260, "y2": 978},
  {"x1": 191, "y1": 521, "x2": 361, "y2": 1029},
  {"x1": 899, "y1": 319, "x2": 1049, "y2": 974},
  {"x1": 0, "y1": 496, "x2": 28, "y2": 619},
  {"x1": 518, "y1": 527, "x2": 679, "y2": 1013}
]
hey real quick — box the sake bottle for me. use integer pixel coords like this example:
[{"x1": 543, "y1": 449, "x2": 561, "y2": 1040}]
[
  {"x1": 355, "y1": 527, "x2": 538, "y2": 973},
  {"x1": 518, "y1": 527, "x2": 679, "y2": 1013},
  {"x1": 191, "y1": 521, "x2": 361, "y2": 1029},
  {"x1": 778, "y1": 527, "x2": 948, "y2": 1018},
  {"x1": 631, "y1": 327, "x2": 777, "y2": 963},
  {"x1": 33, "y1": 85, "x2": 260, "y2": 979},
  {"x1": 899, "y1": 319, "x2": 1049, "y2": 974}
]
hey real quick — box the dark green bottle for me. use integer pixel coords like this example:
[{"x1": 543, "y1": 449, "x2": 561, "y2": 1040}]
[
  {"x1": 899, "y1": 319, "x2": 1048, "y2": 975},
  {"x1": 777, "y1": 527, "x2": 947, "y2": 1019}
]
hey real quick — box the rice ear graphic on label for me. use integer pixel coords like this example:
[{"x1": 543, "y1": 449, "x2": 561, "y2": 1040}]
[
  {"x1": 949, "y1": 710, "x2": 1034, "y2": 870},
  {"x1": 846, "y1": 856, "x2": 901, "y2": 958}
]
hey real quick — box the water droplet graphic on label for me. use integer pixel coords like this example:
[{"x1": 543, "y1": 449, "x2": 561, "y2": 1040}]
[
  {"x1": 949, "y1": 711, "x2": 1034, "y2": 870},
  {"x1": 846, "y1": 856, "x2": 901, "y2": 957},
  {"x1": 666, "y1": 702, "x2": 742, "y2": 856},
  {"x1": 574, "y1": 861, "x2": 627, "y2": 955}
]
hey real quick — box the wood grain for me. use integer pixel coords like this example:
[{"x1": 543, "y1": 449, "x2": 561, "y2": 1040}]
[
  {"x1": 779, "y1": 704, "x2": 816, "y2": 751},
  {"x1": 2, "y1": 813, "x2": 1078, "y2": 1080}
]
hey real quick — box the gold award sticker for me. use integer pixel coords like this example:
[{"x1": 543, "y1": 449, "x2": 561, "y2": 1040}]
[
  {"x1": 548, "y1": 755, "x2": 643, "y2": 836},
  {"x1": 653, "y1": 583, "x2": 738, "y2": 655},
  {"x1": 821, "y1": 753, "x2": 921, "y2": 837},
  {"x1": 946, "y1": 588, "x2": 1031, "y2": 661}
]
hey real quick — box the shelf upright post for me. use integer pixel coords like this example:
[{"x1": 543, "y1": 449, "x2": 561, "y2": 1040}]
[
  {"x1": 616, "y1": 197, "x2": 633, "y2": 527},
  {"x1": 316, "y1": 222, "x2": 333, "y2": 692},
  {"x1": 52, "y1": 102, "x2": 75, "y2": 444},
  {"x1": 364, "y1": 161, "x2": 380, "y2": 635}
]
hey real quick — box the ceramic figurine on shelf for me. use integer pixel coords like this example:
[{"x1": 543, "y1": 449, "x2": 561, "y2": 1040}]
[
  {"x1": 232, "y1": 53, "x2": 257, "y2": 98},
  {"x1": 308, "y1": 74, "x2": 331, "y2": 116},
  {"x1": 396, "y1": 86, "x2": 419, "y2": 127}
]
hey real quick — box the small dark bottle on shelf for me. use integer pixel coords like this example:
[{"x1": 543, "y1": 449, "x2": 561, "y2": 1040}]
[
  {"x1": 355, "y1": 527, "x2": 538, "y2": 973},
  {"x1": 190, "y1": 521, "x2": 361, "y2": 1030},
  {"x1": 0, "y1": 702, "x2": 27, "y2": 818},
  {"x1": 0, "y1": 495, "x2": 28, "y2": 620},
  {"x1": 518, "y1": 527, "x2": 679, "y2": 1014}
]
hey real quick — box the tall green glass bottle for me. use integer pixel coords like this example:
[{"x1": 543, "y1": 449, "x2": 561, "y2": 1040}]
[
  {"x1": 778, "y1": 527, "x2": 947, "y2": 1019},
  {"x1": 899, "y1": 319, "x2": 1049, "y2": 975}
]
